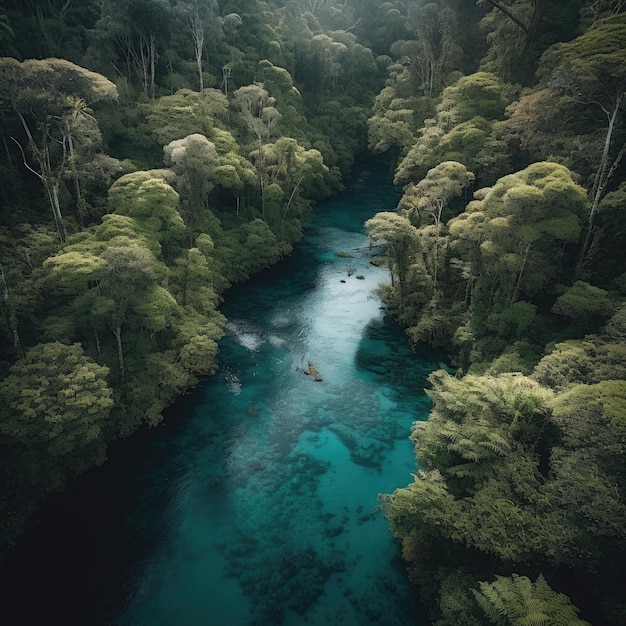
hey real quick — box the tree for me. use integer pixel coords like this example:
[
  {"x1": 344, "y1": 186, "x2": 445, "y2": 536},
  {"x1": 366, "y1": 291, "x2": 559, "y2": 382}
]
[
  {"x1": 107, "y1": 171, "x2": 186, "y2": 259},
  {"x1": 551, "y1": 280, "x2": 614, "y2": 324},
  {"x1": 233, "y1": 83, "x2": 282, "y2": 156},
  {"x1": 366, "y1": 212, "x2": 419, "y2": 302},
  {"x1": 405, "y1": 1, "x2": 461, "y2": 97},
  {"x1": 499, "y1": 87, "x2": 599, "y2": 178},
  {"x1": 164, "y1": 134, "x2": 218, "y2": 237},
  {"x1": 368, "y1": 79, "x2": 434, "y2": 154},
  {"x1": 92, "y1": 0, "x2": 172, "y2": 98},
  {"x1": 0, "y1": 58, "x2": 117, "y2": 240},
  {"x1": 538, "y1": 14, "x2": 626, "y2": 271},
  {"x1": 580, "y1": 0, "x2": 626, "y2": 26},
  {"x1": 478, "y1": 0, "x2": 580, "y2": 84},
  {"x1": 448, "y1": 162, "x2": 588, "y2": 337},
  {"x1": 399, "y1": 161, "x2": 475, "y2": 294},
  {"x1": 400, "y1": 161, "x2": 475, "y2": 227},
  {"x1": 394, "y1": 72, "x2": 511, "y2": 186},
  {"x1": 233, "y1": 83, "x2": 282, "y2": 216},
  {"x1": 178, "y1": 0, "x2": 221, "y2": 94},
  {"x1": 0, "y1": 342, "x2": 113, "y2": 476},
  {"x1": 146, "y1": 88, "x2": 229, "y2": 147},
  {"x1": 419, "y1": 371, "x2": 552, "y2": 486},
  {"x1": 254, "y1": 137, "x2": 330, "y2": 239},
  {"x1": 98, "y1": 238, "x2": 162, "y2": 379}
]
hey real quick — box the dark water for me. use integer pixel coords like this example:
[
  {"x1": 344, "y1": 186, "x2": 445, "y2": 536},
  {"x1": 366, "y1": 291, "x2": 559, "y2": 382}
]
[{"x1": 1, "y1": 157, "x2": 444, "y2": 625}]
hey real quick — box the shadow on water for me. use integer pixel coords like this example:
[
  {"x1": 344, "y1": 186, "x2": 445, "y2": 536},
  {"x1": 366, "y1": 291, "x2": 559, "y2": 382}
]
[{"x1": 0, "y1": 156, "x2": 443, "y2": 626}]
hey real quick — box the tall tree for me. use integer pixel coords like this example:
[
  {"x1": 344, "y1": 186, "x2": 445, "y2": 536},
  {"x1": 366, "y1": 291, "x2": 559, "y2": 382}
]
[
  {"x1": 478, "y1": 0, "x2": 552, "y2": 84},
  {"x1": 178, "y1": 0, "x2": 222, "y2": 94},
  {"x1": 0, "y1": 342, "x2": 113, "y2": 479},
  {"x1": 538, "y1": 14, "x2": 626, "y2": 272},
  {"x1": 0, "y1": 58, "x2": 117, "y2": 240},
  {"x1": 405, "y1": 1, "x2": 461, "y2": 97},
  {"x1": 164, "y1": 133, "x2": 218, "y2": 237}
]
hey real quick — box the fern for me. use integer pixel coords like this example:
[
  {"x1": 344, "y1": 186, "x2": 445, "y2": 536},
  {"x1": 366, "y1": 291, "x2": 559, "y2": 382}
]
[
  {"x1": 473, "y1": 582, "x2": 509, "y2": 624},
  {"x1": 474, "y1": 574, "x2": 592, "y2": 626}
]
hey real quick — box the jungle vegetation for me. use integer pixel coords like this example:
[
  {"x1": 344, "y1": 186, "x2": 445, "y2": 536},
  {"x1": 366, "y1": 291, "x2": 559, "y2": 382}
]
[
  {"x1": 366, "y1": 1, "x2": 626, "y2": 624},
  {"x1": 1, "y1": 1, "x2": 626, "y2": 625}
]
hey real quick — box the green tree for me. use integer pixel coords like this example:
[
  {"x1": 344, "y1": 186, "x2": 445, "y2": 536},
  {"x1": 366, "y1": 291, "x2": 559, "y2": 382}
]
[
  {"x1": 0, "y1": 342, "x2": 113, "y2": 479},
  {"x1": 0, "y1": 57, "x2": 118, "y2": 239},
  {"x1": 107, "y1": 171, "x2": 186, "y2": 259},
  {"x1": 479, "y1": 0, "x2": 546, "y2": 84},
  {"x1": 233, "y1": 83, "x2": 282, "y2": 156},
  {"x1": 405, "y1": 1, "x2": 461, "y2": 97},
  {"x1": 366, "y1": 211, "x2": 419, "y2": 303},
  {"x1": 146, "y1": 88, "x2": 229, "y2": 147},
  {"x1": 98, "y1": 238, "x2": 163, "y2": 379},
  {"x1": 400, "y1": 161, "x2": 475, "y2": 228},
  {"x1": 177, "y1": 0, "x2": 222, "y2": 94},
  {"x1": 551, "y1": 280, "x2": 614, "y2": 327},
  {"x1": 164, "y1": 133, "x2": 218, "y2": 237},
  {"x1": 448, "y1": 162, "x2": 588, "y2": 340},
  {"x1": 394, "y1": 72, "x2": 511, "y2": 186},
  {"x1": 538, "y1": 14, "x2": 626, "y2": 270}
]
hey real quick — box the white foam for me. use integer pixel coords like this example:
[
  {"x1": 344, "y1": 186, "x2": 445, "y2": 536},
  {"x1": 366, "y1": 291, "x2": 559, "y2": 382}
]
[{"x1": 225, "y1": 320, "x2": 262, "y2": 351}]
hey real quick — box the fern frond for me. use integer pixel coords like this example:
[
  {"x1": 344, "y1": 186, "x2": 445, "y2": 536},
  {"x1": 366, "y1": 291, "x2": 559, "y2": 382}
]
[
  {"x1": 516, "y1": 611, "x2": 549, "y2": 626},
  {"x1": 472, "y1": 585, "x2": 508, "y2": 624}
]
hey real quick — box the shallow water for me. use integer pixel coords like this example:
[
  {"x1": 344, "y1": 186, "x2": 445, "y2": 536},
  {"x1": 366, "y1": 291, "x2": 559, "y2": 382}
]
[{"x1": 1, "y1": 157, "x2": 444, "y2": 625}]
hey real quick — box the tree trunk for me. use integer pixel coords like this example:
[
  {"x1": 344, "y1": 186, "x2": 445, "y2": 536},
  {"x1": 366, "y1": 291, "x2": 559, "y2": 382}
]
[
  {"x1": 577, "y1": 93, "x2": 624, "y2": 273},
  {"x1": 432, "y1": 199, "x2": 443, "y2": 293},
  {"x1": 112, "y1": 324, "x2": 125, "y2": 379},
  {"x1": 191, "y1": 12, "x2": 205, "y2": 95},
  {"x1": 64, "y1": 126, "x2": 87, "y2": 228},
  {"x1": 482, "y1": 0, "x2": 530, "y2": 32},
  {"x1": 94, "y1": 329, "x2": 102, "y2": 358},
  {"x1": 149, "y1": 32, "x2": 157, "y2": 100},
  {"x1": 282, "y1": 175, "x2": 304, "y2": 224},
  {"x1": 0, "y1": 260, "x2": 24, "y2": 358},
  {"x1": 509, "y1": 242, "x2": 531, "y2": 305},
  {"x1": 14, "y1": 112, "x2": 66, "y2": 241},
  {"x1": 46, "y1": 181, "x2": 67, "y2": 242}
]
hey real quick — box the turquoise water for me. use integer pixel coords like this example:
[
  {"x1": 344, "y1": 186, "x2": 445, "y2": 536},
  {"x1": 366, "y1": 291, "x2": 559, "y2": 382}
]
[
  {"x1": 0, "y1": 158, "x2": 443, "y2": 625},
  {"x1": 110, "y1": 159, "x2": 441, "y2": 625}
]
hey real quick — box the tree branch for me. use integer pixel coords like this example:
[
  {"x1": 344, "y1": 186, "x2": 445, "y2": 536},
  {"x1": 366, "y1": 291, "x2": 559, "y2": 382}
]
[
  {"x1": 481, "y1": 0, "x2": 529, "y2": 32},
  {"x1": 10, "y1": 136, "x2": 43, "y2": 181}
]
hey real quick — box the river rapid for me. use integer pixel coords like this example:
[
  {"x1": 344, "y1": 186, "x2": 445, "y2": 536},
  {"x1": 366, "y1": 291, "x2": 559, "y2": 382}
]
[{"x1": 0, "y1": 157, "x2": 444, "y2": 625}]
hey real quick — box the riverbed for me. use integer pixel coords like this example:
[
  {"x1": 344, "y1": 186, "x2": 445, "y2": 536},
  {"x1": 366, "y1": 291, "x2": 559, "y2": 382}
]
[{"x1": 0, "y1": 157, "x2": 443, "y2": 625}]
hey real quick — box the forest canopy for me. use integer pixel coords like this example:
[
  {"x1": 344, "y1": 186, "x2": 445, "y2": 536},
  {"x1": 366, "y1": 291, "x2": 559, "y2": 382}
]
[{"x1": 1, "y1": 1, "x2": 626, "y2": 625}]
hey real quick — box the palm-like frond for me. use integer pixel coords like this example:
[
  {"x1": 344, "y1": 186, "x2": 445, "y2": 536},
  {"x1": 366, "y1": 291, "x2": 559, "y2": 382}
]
[{"x1": 473, "y1": 574, "x2": 592, "y2": 626}]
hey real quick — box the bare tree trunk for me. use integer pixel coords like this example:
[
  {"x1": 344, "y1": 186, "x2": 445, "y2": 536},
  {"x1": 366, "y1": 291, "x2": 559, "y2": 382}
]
[
  {"x1": 94, "y1": 329, "x2": 102, "y2": 358},
  {"x1": 509, "y1": 242, "x2": 531, "y2": 305},
  {"x1": 482, "y1": 0, "x2": 530, "y2": 32},
  {"x1": 64, "y1": 127, "x2": 87, "y2": 228},
  {"x1": 282, "y1": 175, "x2": 304, "y2": 225},
  {"x1": 46, "y1": 181, "x2": 67, "y2": 242},
  {"x1": 13, "y1": 112, "x2": 66, "y2": 241},
  {"x1": 149, "y1": 32, "x2": 157, "y2": 100},
  {"x1": 112, "y1": 324, "x2": 125, "y2": 379},
  {"x1": 577, "y1": 93, "x2": 624, "y2": 273},
  {"x1": 191, "y1": 10, "x2": 205, "y2": 94},
  {"x1": 432, "y1": 199, "x2": 443, "y2": 292},
  {"x1": 0, "y1": 260, "x2": 24, "y2": 357}
]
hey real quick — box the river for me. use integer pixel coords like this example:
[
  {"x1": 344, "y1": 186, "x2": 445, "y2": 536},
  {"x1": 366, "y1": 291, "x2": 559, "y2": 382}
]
[{"x1": 0, "y1": 156, "x2": 445, "y2": 625}]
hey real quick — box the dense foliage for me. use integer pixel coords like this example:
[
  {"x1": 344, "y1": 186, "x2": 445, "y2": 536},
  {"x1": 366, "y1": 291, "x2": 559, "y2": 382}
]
[
  {"x1": 2, "y1": 1, "x2": 626, "y2": 625},
  {"x1": 0, "y1": 0, "x2": 389, "y2": 545},
  {"x1": 365, "y1": 2, "x2": 626, "y2": 625}
]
